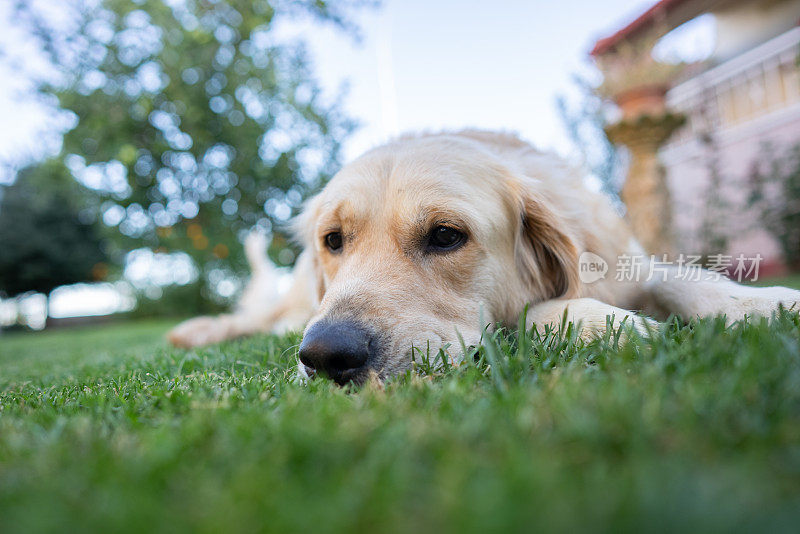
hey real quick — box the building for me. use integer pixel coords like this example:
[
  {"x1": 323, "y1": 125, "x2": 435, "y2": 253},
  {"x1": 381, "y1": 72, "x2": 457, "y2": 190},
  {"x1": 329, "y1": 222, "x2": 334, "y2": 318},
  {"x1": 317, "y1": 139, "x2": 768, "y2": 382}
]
[{"x1": 592, "y1": 0, "x2": 800, "y2": 274}]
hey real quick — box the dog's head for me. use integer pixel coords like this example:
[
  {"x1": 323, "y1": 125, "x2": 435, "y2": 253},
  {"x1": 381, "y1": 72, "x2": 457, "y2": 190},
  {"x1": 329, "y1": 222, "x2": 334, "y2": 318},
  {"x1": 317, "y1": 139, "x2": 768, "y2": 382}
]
[{"x1": 296, "y1": 134, "x2": 579, "y2": 384}]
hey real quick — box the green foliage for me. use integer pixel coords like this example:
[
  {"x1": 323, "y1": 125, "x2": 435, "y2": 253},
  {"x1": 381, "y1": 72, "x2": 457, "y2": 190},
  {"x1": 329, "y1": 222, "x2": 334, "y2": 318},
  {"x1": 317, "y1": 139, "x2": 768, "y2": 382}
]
[
  {"x1": 556, "y1": 74, "x2": 623, "y2": 199},
  {"x1": 13, "y1": 0, "x2": 369, "y2": 277},
  {"x1": 0, "y1": 160, "x2": 108, "y2": 299},
  {"x1": 2, "y1": 312, "x2": 800, "y2": 532},
  {"x1": 130, "y1": 280, "x2": 227, "y2": 318},
  {"x1": 748, "y1": 143, "x2": 800, "y2": 267}
]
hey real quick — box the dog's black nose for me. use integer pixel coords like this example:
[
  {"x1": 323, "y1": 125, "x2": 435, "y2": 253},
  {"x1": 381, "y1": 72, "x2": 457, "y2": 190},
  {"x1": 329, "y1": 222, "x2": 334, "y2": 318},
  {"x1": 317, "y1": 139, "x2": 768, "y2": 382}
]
[{"x1": 298, "y1": 321, "x2": 371, "y2": 383}]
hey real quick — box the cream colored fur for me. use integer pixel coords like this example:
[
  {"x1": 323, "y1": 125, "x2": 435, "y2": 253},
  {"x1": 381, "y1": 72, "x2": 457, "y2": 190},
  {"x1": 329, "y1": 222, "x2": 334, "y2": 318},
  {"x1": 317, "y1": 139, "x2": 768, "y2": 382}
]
[{"x1": 168, "y1": 131, "x2": 800, "y2": 379}]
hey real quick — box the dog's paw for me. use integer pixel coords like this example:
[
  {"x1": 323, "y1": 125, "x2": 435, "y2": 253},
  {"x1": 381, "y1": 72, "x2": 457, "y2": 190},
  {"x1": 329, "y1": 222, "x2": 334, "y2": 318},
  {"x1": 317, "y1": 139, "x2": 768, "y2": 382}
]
[
  {"x1": 618, "y1": 313, "x2": 658, "y2": 339},
  {"x1": 530, "y1": 298, "x2": 656, "y2": 342},
  {"x1": 167, "y1": 315, "x2": 232, "y2": 348},
  {"x1": 725, "y1": 285, "x2": 800, "y2": 322},
  {"x1": 589, "y1": 307, "x2": 657, "y2": 343}
]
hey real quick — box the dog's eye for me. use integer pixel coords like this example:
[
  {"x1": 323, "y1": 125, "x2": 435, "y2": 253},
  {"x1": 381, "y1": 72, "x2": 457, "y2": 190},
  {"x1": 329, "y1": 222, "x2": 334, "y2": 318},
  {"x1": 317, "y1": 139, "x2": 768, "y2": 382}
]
[
  {"x1": 324, "y1": 231, "x2": 343, "y2": 252},
  {"x1": 427, "y1": 225, "x2": 466, "y2": 251}
]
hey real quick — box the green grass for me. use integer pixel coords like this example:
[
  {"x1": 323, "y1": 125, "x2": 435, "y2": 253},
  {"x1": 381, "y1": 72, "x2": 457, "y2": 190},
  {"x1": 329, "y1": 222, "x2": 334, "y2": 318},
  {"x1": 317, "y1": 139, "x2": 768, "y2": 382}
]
[
  {"x1": 0, "y1": 319, "x2": 175, "y2": 382},
  {"x1": 2, "y1": 313, "x2": 800, "y2": 533},
  {"x1": 754, "y1": 272, "x2": 800, "y2": 289}
]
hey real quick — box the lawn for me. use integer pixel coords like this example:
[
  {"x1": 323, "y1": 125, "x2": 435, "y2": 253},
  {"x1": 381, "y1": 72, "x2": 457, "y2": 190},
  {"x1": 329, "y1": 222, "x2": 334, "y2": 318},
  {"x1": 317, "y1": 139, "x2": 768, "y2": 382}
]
[
  {"x1": 754, "y1": 272, "x2": 800, "y2": 289},
  {"x1": 2, "y1": 311, "x2": 800, "y2": 533}
]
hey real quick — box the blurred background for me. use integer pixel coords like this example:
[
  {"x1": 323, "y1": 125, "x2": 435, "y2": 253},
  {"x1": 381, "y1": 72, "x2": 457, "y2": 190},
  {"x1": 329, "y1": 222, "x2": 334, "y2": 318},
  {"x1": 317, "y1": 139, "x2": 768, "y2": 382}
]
[{"x1": 1, "y1": 0, "x2": 798, "y2": 331}]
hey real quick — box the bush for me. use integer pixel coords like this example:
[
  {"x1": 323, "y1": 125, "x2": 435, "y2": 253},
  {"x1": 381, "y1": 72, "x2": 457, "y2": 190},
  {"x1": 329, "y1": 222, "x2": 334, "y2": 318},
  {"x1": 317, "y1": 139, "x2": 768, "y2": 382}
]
[
  {"x1": 130, "y1": 281, "x2": 227, "y2": 319},
  {"x1": 747, "y1": 143, "x2": 800, "y2": 268}
]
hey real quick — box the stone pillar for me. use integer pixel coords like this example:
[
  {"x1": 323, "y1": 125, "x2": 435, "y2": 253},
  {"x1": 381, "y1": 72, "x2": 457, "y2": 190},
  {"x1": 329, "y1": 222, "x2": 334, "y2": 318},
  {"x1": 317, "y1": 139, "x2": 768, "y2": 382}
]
[{"x1": 605, "y1": 114, "x2": 685, "y2": 255}]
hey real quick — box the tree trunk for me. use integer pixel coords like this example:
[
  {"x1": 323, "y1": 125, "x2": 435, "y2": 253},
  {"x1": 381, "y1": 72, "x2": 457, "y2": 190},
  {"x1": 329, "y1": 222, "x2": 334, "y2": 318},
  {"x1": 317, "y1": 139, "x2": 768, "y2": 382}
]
[{"x1": 43, "y1": 293, "x2": 50, "y2": 329}]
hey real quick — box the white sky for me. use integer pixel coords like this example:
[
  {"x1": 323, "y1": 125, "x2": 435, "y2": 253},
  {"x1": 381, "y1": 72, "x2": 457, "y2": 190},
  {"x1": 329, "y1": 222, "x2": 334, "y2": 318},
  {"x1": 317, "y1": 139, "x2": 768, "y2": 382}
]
[{"x1": 289, "y1": 0, "x2": 657, "y2": 160}]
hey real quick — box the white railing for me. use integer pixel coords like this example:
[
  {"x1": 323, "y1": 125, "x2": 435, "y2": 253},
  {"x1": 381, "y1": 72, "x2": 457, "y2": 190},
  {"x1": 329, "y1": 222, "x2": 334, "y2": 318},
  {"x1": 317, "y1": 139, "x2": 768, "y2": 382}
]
[
  {"x1": 669, "y1": 26, "x2": 800, "y2": 103},
  {"x1": 666, "y1": 26, "x2": 800, "y2": 141}
]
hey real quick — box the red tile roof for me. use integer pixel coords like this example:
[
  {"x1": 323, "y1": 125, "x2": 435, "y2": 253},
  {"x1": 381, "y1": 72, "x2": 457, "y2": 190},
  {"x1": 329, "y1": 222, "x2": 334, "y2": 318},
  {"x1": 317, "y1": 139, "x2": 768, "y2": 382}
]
[{"x1": 591, "y1": 0, "x2": 692, "y2": 56}]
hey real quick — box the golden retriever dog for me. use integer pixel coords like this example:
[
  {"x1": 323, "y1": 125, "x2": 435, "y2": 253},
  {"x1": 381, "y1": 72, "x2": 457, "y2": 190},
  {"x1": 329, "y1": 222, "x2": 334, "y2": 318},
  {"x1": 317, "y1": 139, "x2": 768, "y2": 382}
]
[{"x1": 168, "y1": 130, "x2": 800, "y2": 384}]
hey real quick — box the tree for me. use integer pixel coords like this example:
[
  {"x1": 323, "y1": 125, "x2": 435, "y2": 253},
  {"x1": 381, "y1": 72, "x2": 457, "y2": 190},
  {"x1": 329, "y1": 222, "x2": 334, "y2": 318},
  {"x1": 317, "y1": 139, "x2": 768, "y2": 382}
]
[
  {"x1": 11, "y1": 0, "x2": 371, "y2": 291},
  {"x1": 0, "y1": 160, "x2": 108, "y2": 321},
  {"x1": 556, "y1": 73, "x2": 624, "y2": 200}
]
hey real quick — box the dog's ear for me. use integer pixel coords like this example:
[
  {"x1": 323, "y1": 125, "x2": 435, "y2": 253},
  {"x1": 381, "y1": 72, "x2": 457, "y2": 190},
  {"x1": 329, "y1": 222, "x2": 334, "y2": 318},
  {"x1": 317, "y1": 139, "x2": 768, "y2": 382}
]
[
  {"x1": 516, "y1": 190, "x2": 580, "y2": 301},
  {"x1": 290, "y1": 194, "x2": 326, "y2": 303},
  {"x1": 289, "y1": 194, "x2": 320, "y2": 250}
]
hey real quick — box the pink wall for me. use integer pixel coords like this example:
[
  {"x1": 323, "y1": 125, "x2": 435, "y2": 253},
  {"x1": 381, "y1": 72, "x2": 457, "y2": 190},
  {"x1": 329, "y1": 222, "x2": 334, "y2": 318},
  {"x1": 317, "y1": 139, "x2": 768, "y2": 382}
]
[{"x1": 659, "y1": 103, "x2": 800, "y2": 274}]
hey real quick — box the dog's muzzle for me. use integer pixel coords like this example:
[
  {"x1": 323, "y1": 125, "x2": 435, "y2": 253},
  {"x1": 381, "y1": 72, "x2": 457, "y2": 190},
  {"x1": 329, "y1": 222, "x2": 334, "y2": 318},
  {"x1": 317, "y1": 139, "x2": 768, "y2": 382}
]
[{"x1": 298, "y1": 320, "x2": 375, "y2": 385}]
